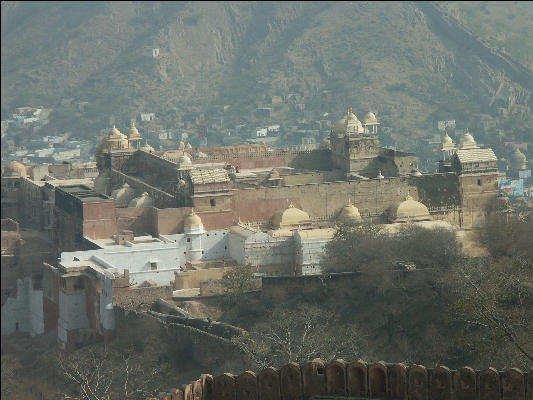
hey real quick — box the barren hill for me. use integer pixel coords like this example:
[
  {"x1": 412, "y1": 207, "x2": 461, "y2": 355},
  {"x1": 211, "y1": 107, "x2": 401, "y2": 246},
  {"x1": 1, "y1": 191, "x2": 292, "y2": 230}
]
[{"x1": 2, "y1": 1, "x2": 532, "y2": 149}]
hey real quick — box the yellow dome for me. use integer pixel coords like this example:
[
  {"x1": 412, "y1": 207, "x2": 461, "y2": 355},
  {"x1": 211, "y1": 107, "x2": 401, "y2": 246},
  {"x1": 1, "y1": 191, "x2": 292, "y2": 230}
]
[
  {"x1": 178, "y1": 141, "x2": 185, "y2": 150},
  {"x1": 271, "y1": 203, "x2": 310, "y2": 228},
  {"x1": 184, "y1": 209, "x2": 203, "y2": 227},
  {"x1": 127, "y1": 122, "x2": 141, "y2": 140},
  {"x1": 362, "y1": 112, "x2": 379, "y2": 125},
  {"x1": 390, "y1": 194, "x2": 431, "y2": 222},
  {"x1": 128, "y1": 192, "x2": 153, "y2": 208},
  {"x1": 186, "y1": 143, "x2": 193, "y2": 150},
  {"x1": 338, "y1": 200, "x2": 362, "y2": 223},
  {"x1": 459, "y1": 131, "x2": 477, "y2": 149},
  {"x1": 3, "y1": 161, "x2": 27, "y2": 177},
  {"x1": 108, "y1": 125, "x2": 123, "y2": 141},
  {"x1": 111, "y1": 183, "x2": 136, "y2": 207}
]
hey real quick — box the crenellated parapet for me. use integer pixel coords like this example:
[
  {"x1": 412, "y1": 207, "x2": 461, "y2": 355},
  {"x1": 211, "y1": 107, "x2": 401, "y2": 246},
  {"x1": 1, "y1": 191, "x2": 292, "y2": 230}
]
[{"x1": 153, "y1": 359, "x2": 531, "y2": 400}]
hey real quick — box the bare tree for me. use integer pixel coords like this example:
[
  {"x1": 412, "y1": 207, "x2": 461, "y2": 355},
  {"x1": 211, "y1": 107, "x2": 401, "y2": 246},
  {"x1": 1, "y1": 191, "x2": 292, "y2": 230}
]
[
  {"x1": 58, "y1": 349, "x2": 162, "y2": 400},
  {"x1": 231, "y1": 305, "x2": 368, "y2": 370},
  {"x1": 443, "y1": 256, "x2": 533, "y2": 369}
]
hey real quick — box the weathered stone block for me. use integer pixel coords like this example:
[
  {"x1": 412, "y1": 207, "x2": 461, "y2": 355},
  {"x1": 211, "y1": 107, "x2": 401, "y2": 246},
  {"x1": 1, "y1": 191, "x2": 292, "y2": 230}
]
[
  {"x1": 184, "y1": 383, "x2": 194, "y2": 400},
  {"x1": 237, "y1": 371, "x2": 258, "y2": 400},
  {"x1": 214, "y1": 373, "x2": 236, "y2": 400},
  {"x1": 302, "y1": 359, "x2": 326, "y2": 400},
  {"x1": 280, "y1": 363, "x2": 303, "y2": 400},
  {"x1": 453, "y1": 367, "x2": 476, "y2": 400},
  {"x1": 408, "y1": 365, "x2": 428, "y2": 400},
  {"x1": 347, "y1": 360, "x2": 368, "y2": 397},
  {"x1": 429, "y1": 366, "x2": 452, "y2": 400},
  {"x1": 258, "y1": 367, "x2": 281, "y2": 400},
  {"x1": 170, "y1": 387, "x2": 184, "y2": 400},
  {"x1": 369, "y1": 361, "x2": 388, "y2": 398},
  {"x1": 388, "y1": 363, "x2": 407, "y2": 400},
  {"x1": 193, "y1": 379, "x2": 203, "y2": 400},
  {"x1": 479, "y1": 367, "x2": 500, "y2": 400},
  {"x1": 326, "y1": 359, "x2": 346, "y2": 396},
  {"x1": 502, "y1": 368, "x2": 526, "y2": 400},
  {"x1": 202, "y1": 374, "x2": 214, "y2": 400}
]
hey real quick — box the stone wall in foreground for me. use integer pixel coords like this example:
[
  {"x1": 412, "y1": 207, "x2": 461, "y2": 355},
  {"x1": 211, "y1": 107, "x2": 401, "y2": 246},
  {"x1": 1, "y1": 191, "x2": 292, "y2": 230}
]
[{"x1": 154, "y1": 358, "x2": 531, "y2": 400}]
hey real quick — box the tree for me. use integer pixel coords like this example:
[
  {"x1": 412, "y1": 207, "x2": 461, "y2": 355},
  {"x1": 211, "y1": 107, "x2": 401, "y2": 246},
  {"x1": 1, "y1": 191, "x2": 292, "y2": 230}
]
[
  {"x1": 58, "y1": 348, "x2": 163, "y2": 400},
  {"x1": 231, "y1": 305, "x2": 367, "y2": 370},
  {"x1": 443, "y1": 255, "x2": 533, "y2": 369},
  {"x1": 221, "y1": 264, "x2": 258, "y2": 305},
  {"x1": 477, "y1": 213, "x2": 533, "y2": 259},
  {"x1": 322, "y1": 221, "x2": 459, "y2": 276}
]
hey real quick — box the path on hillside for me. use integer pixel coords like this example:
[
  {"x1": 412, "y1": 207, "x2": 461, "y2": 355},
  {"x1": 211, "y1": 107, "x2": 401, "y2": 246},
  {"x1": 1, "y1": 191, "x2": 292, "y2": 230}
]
[{"x1": 417, "y1": 2, "x2": 533, "y2": 92}]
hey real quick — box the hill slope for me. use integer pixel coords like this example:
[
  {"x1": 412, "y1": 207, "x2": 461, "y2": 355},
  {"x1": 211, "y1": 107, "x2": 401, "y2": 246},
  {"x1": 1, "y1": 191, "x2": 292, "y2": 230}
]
[{"x1": 2, "y1": 1, "x2": 532, "y2": 149}]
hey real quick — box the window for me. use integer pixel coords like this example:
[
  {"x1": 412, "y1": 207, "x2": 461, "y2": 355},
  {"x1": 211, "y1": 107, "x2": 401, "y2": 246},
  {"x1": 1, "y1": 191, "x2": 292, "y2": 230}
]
[
  {"x1": 73, "y1": 278, "x2": 84, "y2": 290},
  {"x1": 477, "y1": 179, "x2": 482, "y2": 186},
  {"x1": 150, "y1": 262, "x2": 157, "y2": 270},
  {"x1": 187, "y1": 238, "x2": 190, "y2": 242},
  {"x1": 210, "y1": 199, "x2": 216, "y2": 207}
]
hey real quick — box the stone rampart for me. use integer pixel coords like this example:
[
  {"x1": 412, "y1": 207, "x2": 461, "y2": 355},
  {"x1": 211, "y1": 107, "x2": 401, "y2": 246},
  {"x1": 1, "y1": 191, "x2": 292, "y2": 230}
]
[
  {"x1": 160, "y1": 359, "x2": 531, "y2": 400},
  {"x1": 147, "y1": 310, "x2": 245, "y2": 340},
  {"x1": 113, "y1": 285, "x2": 173, "y2": 310},
  {"x1": 114, "y1": 307, "x2": 243, "y2": 372}
]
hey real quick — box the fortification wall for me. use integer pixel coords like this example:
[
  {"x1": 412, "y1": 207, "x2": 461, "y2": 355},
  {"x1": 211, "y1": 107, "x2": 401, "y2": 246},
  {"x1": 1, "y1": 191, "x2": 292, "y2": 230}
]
[
  {"x1": 190, "y1": 150, "x2": 332, "y2": 172},
  {"x1": 113, "y1": 285, "x2": 173, "y2": 310},
  {"x1": 163, "y1": 359, "x2": 531, "y2": 400},
  {"x1": 114, "y1": 307, "x2": 243, "y2": 372},
  {"x1": 174, "y1": 267, "x2": 234, "y2": 290}
]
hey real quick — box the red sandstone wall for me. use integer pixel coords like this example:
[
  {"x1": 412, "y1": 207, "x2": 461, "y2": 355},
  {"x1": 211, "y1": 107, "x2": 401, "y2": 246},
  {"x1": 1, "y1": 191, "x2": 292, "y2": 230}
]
[{"x1": 82, "y1": 202, "x2": 117, "y2": 239}]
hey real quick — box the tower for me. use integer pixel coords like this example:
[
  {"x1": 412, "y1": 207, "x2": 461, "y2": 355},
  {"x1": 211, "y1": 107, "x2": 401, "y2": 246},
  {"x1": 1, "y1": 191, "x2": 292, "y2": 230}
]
[
  {"x1": 329, "y1": 108, "x2": 380, "y2": 176},
  {"x1": 183, "y1": 209, "x2": 204, "y2": 261}
]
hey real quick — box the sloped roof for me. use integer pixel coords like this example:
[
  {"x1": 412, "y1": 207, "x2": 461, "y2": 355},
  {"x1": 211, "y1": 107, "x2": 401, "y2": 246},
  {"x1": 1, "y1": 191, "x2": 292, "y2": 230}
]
[
  {"x1": 455, "y1": 148, "x2": 497, "y2": 163},
  {"x1": 189, "y1": 168, "x2": 230, "y2": 184}
]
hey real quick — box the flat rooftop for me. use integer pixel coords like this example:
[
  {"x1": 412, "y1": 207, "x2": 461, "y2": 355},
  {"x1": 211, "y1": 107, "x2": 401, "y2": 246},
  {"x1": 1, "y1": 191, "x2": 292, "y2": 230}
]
[{"x1": 59, "y1": 184, "x2": 110, "y2": 201}]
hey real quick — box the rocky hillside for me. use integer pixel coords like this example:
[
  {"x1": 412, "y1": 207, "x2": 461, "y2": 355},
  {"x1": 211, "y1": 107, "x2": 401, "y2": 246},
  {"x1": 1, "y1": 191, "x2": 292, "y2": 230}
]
[{"x1": 2, "y1": 1, "x2": 532, "y2": 149}]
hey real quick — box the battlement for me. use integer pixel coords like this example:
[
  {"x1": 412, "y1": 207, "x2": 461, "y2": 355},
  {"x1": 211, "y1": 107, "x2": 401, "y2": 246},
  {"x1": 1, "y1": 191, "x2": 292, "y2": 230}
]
[{"x1": 158, "y1": 359, "x2": 531, "y2": 400}]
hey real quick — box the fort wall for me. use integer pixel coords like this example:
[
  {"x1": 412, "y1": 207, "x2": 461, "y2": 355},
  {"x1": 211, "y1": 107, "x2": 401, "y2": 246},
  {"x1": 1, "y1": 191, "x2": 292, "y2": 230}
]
[
  {"x1": 164, "y1": 359, "x2": 531, "y2": 400},
  {"x1": 113, "y1": 285, "x2": 173, "y2": 310},
  {"x1": 114, "y1": 307, "x2": 244, "y2": 372},
  {"x1": 174, "y1": 267, "x2": 234, "y2": 290}
]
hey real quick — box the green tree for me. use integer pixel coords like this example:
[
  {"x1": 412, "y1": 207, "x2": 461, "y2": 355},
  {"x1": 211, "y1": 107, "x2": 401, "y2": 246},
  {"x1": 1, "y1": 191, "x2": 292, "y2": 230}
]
[{"x1": 221, "y1": 264, "x2": 257, "y2": 305}]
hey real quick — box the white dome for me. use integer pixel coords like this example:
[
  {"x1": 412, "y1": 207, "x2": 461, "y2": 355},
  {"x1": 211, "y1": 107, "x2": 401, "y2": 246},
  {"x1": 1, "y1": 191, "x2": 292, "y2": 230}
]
[
  {"x1": 128, "y1": 192, "x2": 153, "y2": 208},
  {"x1": 362, "y1": 112, "x2": 379, "y2": 125},
  {"x1": 459, "y1": 131, "x2": 478, "y2": 149},
  {"x1": 177, "y1": 153, "x2": 193, "y2": 170},
  {"x1": 111, "y1": 183, "x2": 136, "y2": 207}
]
